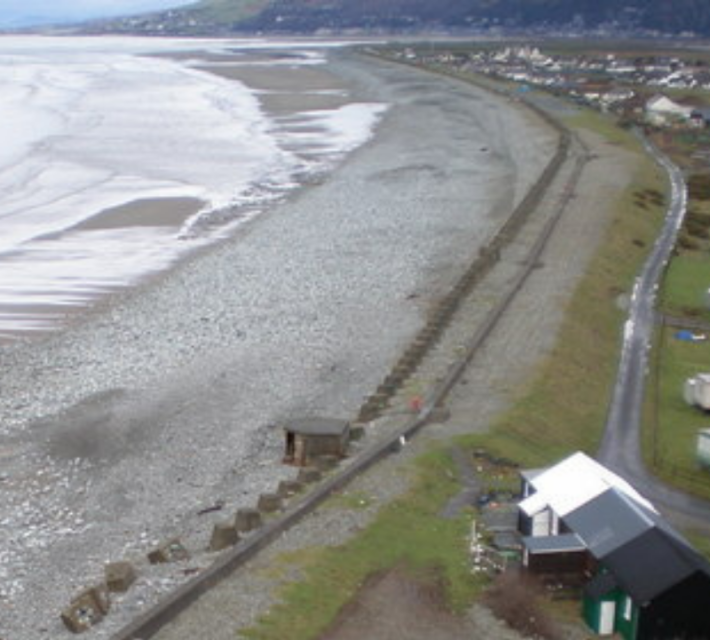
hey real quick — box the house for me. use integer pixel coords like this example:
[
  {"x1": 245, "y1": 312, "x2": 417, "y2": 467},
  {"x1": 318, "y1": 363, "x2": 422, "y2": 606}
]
[
  {"x1": 690, "y1": 107, "x2": 710, "y2": 128},
  {"x1": 518, "y1": 451, "x2": 654, "y2": 539},
  {"x1": 645, "y1": 94, "x2": 695, "y2": 126},
  {"x1": 698, "y1": 429, "x2": 710, "y2": 468},
  {"x1": 282, "y1": 417, "x2": 350, "y2": 467},
  {"x1": 600, "y1": 88, "x2": 635, "y2": 111},
  {"x1": 684, "y1": 373, "x2": 710, "y2": 410},
  {"x1": 518, "y1": 452, "x2": 710, "y2": 639}
]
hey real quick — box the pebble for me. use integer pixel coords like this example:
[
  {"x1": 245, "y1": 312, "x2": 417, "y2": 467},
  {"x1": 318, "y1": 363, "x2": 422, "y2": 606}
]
[{"x1": 0, "y1": 52, "x2": 553, "y2": 640}]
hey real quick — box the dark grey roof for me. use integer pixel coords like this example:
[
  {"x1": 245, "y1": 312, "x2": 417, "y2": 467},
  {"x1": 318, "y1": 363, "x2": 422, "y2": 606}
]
[
  {"x1": 565, "y1": 488, "x2": 710, "y2": 604},
  {"x1": 603, "y1": 528, "x2": 702, "y2": 604},
  {"x1": 523, "y1": 533, "x2": 586, "y2": 554},
  {"x1": 283, "y1": 417, "x2": 349, "y2": 436},
  {"x1": 564, "y1": 488, "x2": 655, "y2": 558}
]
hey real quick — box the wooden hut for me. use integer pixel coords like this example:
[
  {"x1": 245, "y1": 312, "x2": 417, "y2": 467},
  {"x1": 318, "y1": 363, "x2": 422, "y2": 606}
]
[{"x1": 282, "y1": 417, "x2": 350, "y2": 467}]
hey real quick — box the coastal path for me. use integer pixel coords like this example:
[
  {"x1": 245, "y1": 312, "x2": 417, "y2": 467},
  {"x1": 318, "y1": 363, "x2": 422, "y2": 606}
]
[{"x1": 598, "y1": 139, "x2": 710, "y2": 532}]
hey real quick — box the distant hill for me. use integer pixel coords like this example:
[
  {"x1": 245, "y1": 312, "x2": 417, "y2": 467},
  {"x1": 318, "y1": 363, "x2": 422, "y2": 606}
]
[{"x1": 85, "y1": 0, "x2": 710, "y2": 37}]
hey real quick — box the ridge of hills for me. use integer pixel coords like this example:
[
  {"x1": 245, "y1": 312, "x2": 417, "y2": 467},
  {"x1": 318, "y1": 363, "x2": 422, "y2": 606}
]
[{"x1": 85, "y1": 0, "x2": 710, "y2": 39}]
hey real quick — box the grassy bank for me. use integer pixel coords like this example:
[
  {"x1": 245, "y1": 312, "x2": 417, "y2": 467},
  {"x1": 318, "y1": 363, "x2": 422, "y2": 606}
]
[
  {"x1": 460, "y1": 107, "x2": 667, "y2": 469},
  {"x1": 644, "y1": 169, "x2": 710, "y2": 500},
  {"x1": 241, "y1": 449, "x2": 484, "y2": 640}
]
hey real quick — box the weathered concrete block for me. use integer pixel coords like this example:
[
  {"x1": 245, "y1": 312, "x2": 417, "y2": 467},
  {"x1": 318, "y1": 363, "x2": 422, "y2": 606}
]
[
  {"x1": 257, "y1": 493, "x2": 283, "y2": 513},
  {"x1": 297, "y1": 467, "x2": 322, "y2": 484},
  {"x1": 404, "y1": 346, "x2": 425, "y2": 361},
  {"x1": 393, "y1": 364, "x2": 413, "y2": 379},
  {"x1": 385, "y1": 372, "x2": 404, "y2": 386},
  {"x1": 358, "y1": 399, "x2": 379, "y2": 416},
  {"x1": 371, "y1": 392, "x2": 390, "y2": 406},
  {"x1": 349, "y1": 425, "x2": 366, "y2": 441},
  {"x1": 209, "y1": 522, "x2": 240, "y2": 552},
  {"x1": 61, "y1": 600, "x2": 102, "y2": 634},
  {"x1": 61, "y1": 586, "x2": 110, "y2": 634},
  {"x1": 277, "y1": 480, "x2": 303, "y2": 498},
  {"x1": 357, "y1": 407, "x2": 379, "y2": 423},
  {"x1": 420, "y1": 325, "x2": 438, "y2": 339},
  {"x1": 313, "y1": 455, "x2": 339, "y2": 472},
  {"x1": 451, "y1": 281, "x2": 469, "y2": 298},
  {"x1": 234, "y1": 508, "x2": 262, "y2": 533},
  {"x1": 426, "y1": 407, "x2": 452, "y2": 424},
  {"x1": 80, "y1": 585, "x2": 110, "y2": 615},
  {"x1": 376, "y1": 382, "x2": 394, "y2": 395},
  {"x1": 147, "y1": 538, "x2": 190, "y2": 565},
  {"x1": 105, "y1": 561, "x2": 137, "y2": 593}
]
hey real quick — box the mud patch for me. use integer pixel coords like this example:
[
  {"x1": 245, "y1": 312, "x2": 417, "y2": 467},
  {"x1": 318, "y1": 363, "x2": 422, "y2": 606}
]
[
  {"x1": 368, "y1": 163, "x2": 446, "y2": 184},
  {"x1": 33, "y1": 388, "x2": 160, "y2": 464},
  {"x1": 320, "y1": 568, "x2": 471, "y2": 640}
]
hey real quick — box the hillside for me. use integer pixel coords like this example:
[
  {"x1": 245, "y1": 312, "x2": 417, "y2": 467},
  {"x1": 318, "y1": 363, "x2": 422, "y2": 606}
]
[{"x1": 86, "y1": 0, "x2": 710, "y2": 37}]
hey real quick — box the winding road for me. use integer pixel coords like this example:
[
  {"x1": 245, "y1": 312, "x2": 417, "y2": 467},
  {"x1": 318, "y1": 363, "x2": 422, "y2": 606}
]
[{"x1": 597, "y1": 137, "x2": 710, "y2": 532}]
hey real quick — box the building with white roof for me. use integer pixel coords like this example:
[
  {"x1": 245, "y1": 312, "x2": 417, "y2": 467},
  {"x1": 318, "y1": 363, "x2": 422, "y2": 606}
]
[
  {"x1": 645, "y1": 94, "x2": 694, "y2": 126},
  {"x1": 519, "y1": 451, "x2": 655, "y2": 537},
  {"x1": 516, "y1": 452, "x2": 710, "y2": 639}
]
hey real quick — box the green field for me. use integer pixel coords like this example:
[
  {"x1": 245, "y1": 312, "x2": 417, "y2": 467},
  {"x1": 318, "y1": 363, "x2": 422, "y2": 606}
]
[
  {"x1": 663, "y1": 255, "x2": 710, "y2": 319},
  {"x1": 645, "y1": 328, "x2": 710, "y2": 500},
  {"x1": 188, "y1": 0, "x2": 268, "y2": 22}
]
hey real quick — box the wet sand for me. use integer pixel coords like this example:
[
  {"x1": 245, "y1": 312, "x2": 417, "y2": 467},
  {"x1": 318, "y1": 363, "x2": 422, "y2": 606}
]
[
  {"x1": 0, "y1": 53, "x2": 371, "y2": 344},
  {"x1": 74, "y1": 197, "x2": 204, "y2": 230},
  {"x1": 0, "y1": 51, "x2": 557, "y2": 639}
]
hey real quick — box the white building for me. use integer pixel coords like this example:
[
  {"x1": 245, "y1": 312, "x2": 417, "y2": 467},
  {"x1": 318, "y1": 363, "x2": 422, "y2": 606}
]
[{"x1": 645, "y1": 94, "x2": 694, "y2": 126}]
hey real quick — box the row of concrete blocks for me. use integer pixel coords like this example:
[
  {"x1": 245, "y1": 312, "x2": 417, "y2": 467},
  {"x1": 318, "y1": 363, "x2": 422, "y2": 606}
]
[
  {"x1": 205, "y1": 464, "x2": 332, "y2": 553},
  {"x1": 357, "y1": 67, "x2": 571, "y2": 425},
  {"x1": 60, "y1": 465, "x2": 334, "y2": 634},
  {"x1": 356, "y1": 246, "x2": 504, "y2": 423}
]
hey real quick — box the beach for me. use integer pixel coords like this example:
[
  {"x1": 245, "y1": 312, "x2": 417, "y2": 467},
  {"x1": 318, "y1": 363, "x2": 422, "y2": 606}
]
[
  {"x1": 150, "y1": 92, "x2": 638, "y2": 640},
  {"x1": 0, "y1": 46, "x2": 557, "y2": 638}
]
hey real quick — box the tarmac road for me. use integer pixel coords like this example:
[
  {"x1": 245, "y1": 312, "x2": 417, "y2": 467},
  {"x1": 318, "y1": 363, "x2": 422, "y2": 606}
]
[{"x1": 597, "y1": 137, "x2": 710, "y2": 533}]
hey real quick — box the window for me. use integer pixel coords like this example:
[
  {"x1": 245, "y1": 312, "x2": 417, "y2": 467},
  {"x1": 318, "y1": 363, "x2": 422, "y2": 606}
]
[{"x1": 623, "y1": 595, "x2": 633, "y2": 621}]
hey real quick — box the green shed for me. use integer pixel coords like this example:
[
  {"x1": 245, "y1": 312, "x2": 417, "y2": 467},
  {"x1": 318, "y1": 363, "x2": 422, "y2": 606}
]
[{"x1": 583, "y1": 572, "x2": 638, "y2": 639}]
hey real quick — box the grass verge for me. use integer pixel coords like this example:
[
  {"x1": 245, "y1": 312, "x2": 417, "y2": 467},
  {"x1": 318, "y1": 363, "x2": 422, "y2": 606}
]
[
  {"x1": 640, "y1": 162, "x2": 710, "y2": 502},
  {"x1": 644, "y1": 325, "x2": 710, "y2": 501},
  {"x1": 240, "y1": 449, "x2": 484, "y2": 640},
  {"x1": 457, "y1": 113, "x2": 667, "y2": 468},
  {"x1": 662, "y1": 254, "x2": 710, "y2": 321}
]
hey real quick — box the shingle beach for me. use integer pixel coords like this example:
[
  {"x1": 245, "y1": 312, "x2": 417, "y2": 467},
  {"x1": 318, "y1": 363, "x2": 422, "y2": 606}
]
[{"x1": 0, "y1": 49, "x2": 558, "y2": 638}]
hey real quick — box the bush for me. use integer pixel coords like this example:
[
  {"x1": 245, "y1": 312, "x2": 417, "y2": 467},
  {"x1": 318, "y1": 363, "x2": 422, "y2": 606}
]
[
  {"x1": 484, "y1": 570, "x2": 563, "y2": 640},
  {"x1": 678, "y1": 234, "x2": 700, "y2": 251},
  {"x1": 688, "y1": 174, "x2": 710, "y2": 201},
  {"x1": 685, "y1": 220, "x2": 710, "y2": 239},
  {"x1": 687, "y1": 210, "x2": 710, "y2": 228}
]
